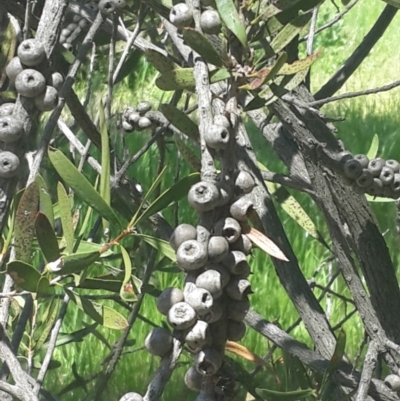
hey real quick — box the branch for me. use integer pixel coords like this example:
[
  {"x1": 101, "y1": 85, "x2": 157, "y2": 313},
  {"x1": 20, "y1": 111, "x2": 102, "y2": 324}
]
[
  {"x1": 356, "y1": 340, "x2": 378, "y2": 401},
  {"x1": 260, "y1": 170, "x2": 314, "y2": 194}
]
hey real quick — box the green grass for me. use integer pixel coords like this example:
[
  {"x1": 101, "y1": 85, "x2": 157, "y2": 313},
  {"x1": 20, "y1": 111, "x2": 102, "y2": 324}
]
[{"x1": 40, "y1": 1, "x2": 400, "y2": 400}]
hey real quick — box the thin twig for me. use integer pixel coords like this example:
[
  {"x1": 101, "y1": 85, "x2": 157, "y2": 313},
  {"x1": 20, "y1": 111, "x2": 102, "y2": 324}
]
[
  {"x1": 306, "y1": 6, "x2": 319, "y2": 56},
  {"x1": 356, "y1": 340, "x2": 378, "y2": 401},
  {"x1": 83, "y1": 42, "x2": 97, "y2": 109},
  {"x1": 23, "y1": 0, "x2": 32, "y2": 40}
]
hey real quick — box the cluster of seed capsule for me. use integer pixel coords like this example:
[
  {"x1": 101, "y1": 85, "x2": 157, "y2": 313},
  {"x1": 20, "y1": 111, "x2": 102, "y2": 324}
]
[
  {"x1": 59, "y1": 10, "x2": 92, "y2": 50},
  {"x1": 144, "y1": 113, "x2": 256, "y2": 399},
  {"x1": 338, "y1": 152, "x2": 400, "y2": 199},
  {"x1": 121, "y1": 101, "x2": 158, "y2": 132},
  {"x1": 169, "y1": 0, "x2": 222, "y2": 35}
]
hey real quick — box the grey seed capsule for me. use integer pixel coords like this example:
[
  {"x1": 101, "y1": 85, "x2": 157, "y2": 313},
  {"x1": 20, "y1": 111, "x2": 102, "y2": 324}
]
[
  {"x1": 200, "y1": 10, "x2": 222, "y2": 35},
  {"x1": 176, "y1": 239, "x2": 208, "y2": 271},
  {"x1": 184, "y1": 366, "x2": 204, "y2": 391},
  {"x1": 5, "y1": 57, "x2": 24, "y2": 82},
  {"x1": 188, "y1": 181, "x2": 220, "y2": 212},
  {"x1": 353, "y1": 154, "x2": 369, "y2": 169},
  {"x1": 386, "y1": 159, "x2": 400, "y2": 173},
  {"x1": 15, "y1": 69, "x2": 46, "y2": 98},
  {"x1": 61, "y1": 28, "x2": 72, "y2": 37},
  {"x1": 336, "y1": 151, "x2": 353, "y2": 164},
  {"x1": 137, "y1": 116, "x2": 153, "y2": 129},
  {"x1": 48, "y1": 72, "x2": 64, "y2": 91},
  {"x1": 169, "y1": 3, "x2": 193, "y2": 28},
  {"x1": 79, "y1": 18, "x2": 89, "y2": 29},
  {"x1": 196, "y1": 269, "x2": 224, "y2": 298},
  {"x1": 343, "y1": 159, "x2": 362, "y2": 180},
  {"x1": 137, "y1": 101, "x2": 152, "y2": 114},
  {"x1": 205, "y1": 264, "x2": 230, "y2": 287},
  {"x1": 156, "y1": 287, "x2": 184, "y2": 315},
  {"x1": 368, "y1": 158, "x2": 385, "y2": 177},
  {"x1": 145, "y1": 327, "x2": 173, "y2": 356},
  {"x1": 222, "y1": 250, "x2": 249, "y2": 275},
  {"x1": 351, "y1": 181, "x2": 365, "y2": 195},
  {"x1": 204, "y1": 124, "x2": 229, "y2": 149},
  {"x1": 119, "y1": 392, "x2": 143, "y2": 401},
  {"x1": 202, "y1": 297, "x2": 225, "y2": 323},
  {"x1": 184, "y1": 287, "x2": 213, "y2": 316},
  {"x1": 98, "y1": 0, "x2": 126, "y2": 15},
  {"x1": 66, "y1": 26, "x2": 82, "y2": 43},
  {"x1": 195, "y1": 392, "x2": 217, "y2": 401},
  {"x1": 230, "y1": 234, "x2": 252, "y2": 255},
  {"x1": 122, "y1": 120, "x2": 134, "y2": 131},
  {"x1": 128, "y1": 111, "x2": 141, "y2": 125},
  {"x1": 228, "y1": 298, "x2": 250, "y2": 322},
  {"x1": 0, "y1": 103, "x2": 15, "y2": 117},
  {"x1": 226, "y1": 277, "x2": 252, "y2": 301},
  {"x1": 168, "y1": 301, "x2": 197, "y2": 330},
  {"x1": 170, "y1": 223, "x2": 197, "y2": 251},
  {"x1": 230, "y1": 196, "x2": 254, "y2": 222},
  {"x1": 17, "y1": 39, "x2": 45, "y2": 67},
  {"x1": 185, "y1": 320, "x2": 211, "y2": 352},
  {"x1": 235, "y1": 170, "x2": 256, "y2": 194},
  {"x1": 217, "y1": 180, "x2": 234, "y2": 206},
  {"x1": 227, "y1": 320, "x2": 246, "y2": 341},
  {"x1": 391, "y1": 174, "x2": 400, "y2": 198},
  {"x1": 195, "y1": 348, "x2": 223, "y2": 376},
  {"x1": 356, "y1": 169, "x2": 373, "y2": 188},
  {"x1": 366, "y1": 178, "x2": 383, "y2": 197},
  {"x1": 214, "y1": 114, "x2": 230, "y2": 129},
  {"x1": 214, "y1": 217, "x2": 241, "y2": 243},
  {"x1": 382, "y1": 185, "x2": 393, "y2": 198},
  {"x1": 0, "y1": 116, "x2": 23, "y2": 143},
  {"x1": 72, "y1": 14, "x2": 82, "y2": 22},
  {"x1": 384, "y1": 374, "x2": 400, "y2": 391},
  {"x1": 34, "y1": 85, "x2": 59, "y2": 111},
  {"x1": 66, "y1": 22, "x2": 78, "y2": 31},
  {"x1": 380, "y1": 166, "x2": 394, "y2": 185},
  {"x1": 0, "y1": 151, "x2": 20, "y2": 178},
  {"x1": 207, "y1": 236, "x2": 229, "y2": 263}
]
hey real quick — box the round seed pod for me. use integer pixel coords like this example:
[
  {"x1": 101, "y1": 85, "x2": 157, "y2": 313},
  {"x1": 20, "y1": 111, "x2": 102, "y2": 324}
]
[
  {"x1": 226, "y1": 278, "x2": 252, "y2": 301},
  {"x1": 356, "y1": 169, "x2": 373, "y2": 188},
  {"x1": 214, "y1": 217, "x2": 241, "y2": 243},
  {"x1": 368, "y1": 158, "x2": 385, "y2": 177},
  {"x1": 66, "y1": 26, "x2": 82, "y2": 43},
  {"x1": 200, "y1": 10, "x2": 221, "y2": 35},
  {"x1": 61, "y1": 28, "x2": 72, "y2": 38},
  {"x1": 0, "y1": 116, "x2": 23, "y2": 143},
  {"x1": 119, "y1": 392, "x2": 143, "y2": 401},
  {"x1": 169, "y1": 3, "x2": 193, "y2": 28},
  {"x1": 230, "y1": 234, "x2": 252, "y2": 255},
  {"x1": 122, "y1": 120, "x2": 134, "y2": 131},
  {"x1": 391, "y1": 174, "x2": 400, "y2": 198},
  {"x1": 366, "y1": 178, "x2": 383, "y2": 197},
  {"x1": 353, "y1": 154, "x2": 369, "y2": 169},
  {"x1": 15, "y1": 69, "x2": 46, "y2": 98},
  {"x1": 227, "y1": 320, "x2": 246, "y2": 341},
  {"x1": 382, "y1": 185, "x2": 393, "y2": 198},
  {"x1": 128, "y1": 111, "x2": 141, "y2": 125},
  {"x1": 351, "y1": 181, "x2": 365, "y2": 195},
  {"x1": 228, "y1": 298, "x2": 250, "y2": 322},
  {"x1": 343, "y1": 159, "x2": 362, "y2": 180},
  {"x1": 63, "y1": 43, "x2": 73, "y2": 51},
  {"x1": 195, "y1": 392, "x2": 217, "y2": 401},
  {"x1": 170, "y1": 224, "x2": 197, "y2": 251},
  {"x1": 137, "y1": 101, "x2": 152, "y2": 115},
  {"x1": 5, "y1": 57, "x2": 24, "y2": 82},
  {"x1": 66, "y1": 23, "x2": 78, "y2": 31},
  {"x1": 222, "y1": 250, "x2": 249, "y2": 275},
  {"x1": 34, "y1": 85, "x2": 59, "y2": 111},
  {"x1": 379, "y1": 166, "x2": 394, "y2": 186},
  {"x1": 98, "y1": 0, "x2": 126, "y2": 15},
  {"x1": 176, "y1": 239, "x2": 208, "y2": 271},
  {"x1": 205, "y1": 264, "x2": 230, "y2": 287},
  {"x1": 184, "y1": 287, "x2": 213, "y2": 316},
  {"x1": 183, "y1": 281, "x2": 197, "y2": 300},
  {"x1": 145, "y1": 327, "x2": 173, "y2": 356},
  {"x1": 156, "y1": 287, "x2": 184, "y2": 315},
  {"x1": 188, "y1": 181, "x2": 220, "y2": 212},
  {"x1": 384, "y1": 374, "x2": 400, "y2": 391},
  {"x1": 386, "y1": 159, "x2": 400, "y2": 173},
  {"x1": 0, "y1": 103, "x2": 15, "y2": 117},
  {"x1": 217, "y1": 179, "x2": 234, "y2": 206},
  {"x1": 17, "y1": 39, "x2": 45, "y2": 67},
  {"x1": 0, "y1": 151, "x2": 20, "y2": 178},
  {"x1": 235, "y1": 171, "x2": 256, "y2": 194},
  {"x1": 214, "y1": 114, "x2": 230, "y2": 129},
  {"x1": 207, "y1": 236, "x2": 229, "y2": 263},
  {"x1": 48, "y1": 72, "x2": 64, "y2": 91},
  {"x1": 196, "y1": 269, "x2": 224, "y2": 298},
  {"x1": 185, "y1": 320, "x2": 211, "y2": 351},
  {"x1": 79, "y1": 18, "x2": 89, "y2": 29},
  {"x1": 202, "y1": 298, "x2": 225, "y2": 323},
  {"x1": 204, "y1": 124, "x2": 229, "y2": 149},
  {"x1": 137, "y1": 116, "x2": 153, "y2": 129},
  {"x1": 336, "y1": 151, "x2": 353, "y2": 164},
  {"x1": 184, "y1": 366, "x2": 204, "y2": 391},
  {"x1": 230, "y1": 196, "x2": 254, "y2": 222},
  {"x1": 195, "y1": 348, "x2": 223, "y2": 376},
  {"x1": 168, "y1": 301, "x2": 197, "y2": 330}
]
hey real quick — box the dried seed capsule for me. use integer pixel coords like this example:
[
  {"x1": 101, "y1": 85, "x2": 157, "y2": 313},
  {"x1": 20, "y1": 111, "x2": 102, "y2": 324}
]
[
  {"x1": 207, "y1": 236, "x2": 229, "y2": 263},
  {"x1": 137, "y1": 116, "x2": 153, "y2": 129},
  {"x1": 202, "y1": 298, "x2": 225, "y2": 323},
  {"x1": 5, "y1": 57, "x2": 24, "y2": 82},
  {"x1": 228, "y1": 298, "x2": 250, "y2": 322},
  {"x1": 205, "y1": 264, "x2": 230, "y2": 287},
  {"x1": 353, "y1": 154, "x2": 369, "y2": 169},
  {"x1": 366, "y1": 178, "x2": 383, "y2": 197},
  {"x1": 17, "y1": 39, "x2": 45, "y2": 67},
  {"x1": 184, "y1": 366, "x2": 204, "y2": 391},
  {"x1": 235, "y1": 171, "x2": 256, "y2": 194},
  {"x1": 384, "y1": 374, "x2": 400, "y2": 391},
  {"x1": 214, "y1": 114, "x2": 230, "y2": 129},
  {"x1": 156, "y1": 287, "x2": 184, "y2": 315},
  {"x1": 356, "y1": 169, "x2": 373, "y2": 188},
  {"x1": 48, "y1": 72, "x2": 64, "y2": 91},
  {"x1": 214, "y1": 217, "x2": 241, "y2": 243},
  {"x1": 184, "y1": 287, "x2": 213, "y2": 316},
  {"x1": 222, "y1": 250, "x2": 249, "y2": 275},
  {"x1": 66, "y1": 26, "x2": 82, "y2": 43},
  {"x1": 61, "y1": 28, "x2": 72, "y2": 38},
  {"x1": 168, "y1": 301, "x2": 197, "y2": 330},
  {"x1": 185, "y1": 320, "x2": 211, "y2": 351},
  {"x1": 98, "y1": 0, "x2": 126, "y2": 15},
  {"x1": 230, "y1": 196, "x2": 254, "y2": 221},
  {"x1": 119, "y1": 392, "x2": 143, "y2": 401},
  {"x1": 15, "y1": 69, "x2": 46, "y2": 98},
  {"x1": 145, "y1": 327, "x2": 173, "y2": 356},
  {"x1": 195, "y1": 348, "x2": 223, "y2": 376},
  {"x1": 79, "y1": 18, "x2": 89, "y2": 29},
  {"x1": 230, "y1": 234, "x2": 252, "y2": 255},
  {"x1": 217, "y1": 179, "x2": 234, "y2": 206},
  {"x1": 169, "y1": 3, "x2": 193, "y2": 28},
  {"x1": 380, "y1": 166, "x2": 394, "y2": 185},
  {"x1": 176, "y1": 240, "x2": 208, "y2": 271},
  {"x1": 0, "y1": 116, "x2": 23, "y2": 143},
  {"x1": 169, "y1": 223, "x2": 197, "y2": 251},
  {"x1": 368, "y1": 158, "x2": 385, "y2": 177},
  {"x1": 227, "y1": 320, "x2": 246, "y2": 341},
  {"x1": 226, "y1": 277, "x2": 252, "y2": 301},
  {"x1": 122, "y1": 120, "x2": 134, "y2": 132},
  {"x1": 34, "y1": 85, "x2": 59, "y2": 111},
  {"x1": 391, "y1": 174, "x2": 400, "y2": 198},
  {"x1": 204, "y1": 124, "x2": 229, "y2": 149},
  {"x1": 0, "y1": 103, "x2": 15, "y2": 117},
  {"x1": 0, "y1": 151, "x2": 20, "y2": 178},
  {"x1": 200, "y1": 10, "x2": 221, "y2": 35},
  {"x1": 386, "y1": 159, "x2": 400, "y2": 173},
  {"x1": 195, "y1": 392, "x2": 217, "y2": 401},
  {"x1": 196, "y1": 269, "x2": 224, "y2": 298},
  {"x1": 382, "y1": 185, "x2": 393, "y2": 198},
  {"x1": 343, "y1": 159, "x2": 362, "y2": 180},
  {"x1": 336, "y1": 151, "x2": 353, "y2": 164},
  {"x1": 128, "y1": 111, "x2": 141, "y2": 125},
  {"x1": 137, "y1": 101, "x2": 152, "y2": 114},
  {"x1": 188, "y1": 181, "x2": 220, "y2": 212},
  {"x1": 66, "y1": 22, "x2": 78, "y2": 31},
  {"x1": 351, "y1": 181, "x2": 365, "y2": 195}
]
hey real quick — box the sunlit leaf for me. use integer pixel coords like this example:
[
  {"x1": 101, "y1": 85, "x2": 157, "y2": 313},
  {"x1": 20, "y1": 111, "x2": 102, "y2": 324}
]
[
  {"x1": 120, "y1": 245, "x2": 139, "y2": 302},
  {"x1": 7, "y1": 261, "x2": 41, "y2": 292},
  {"x1": 35, "y1": 174, "x2": 54, "y2": 227},
  {"x1": 47, "y1": 251, "x2": 100, "y2": 275},
  {"x1": 366, "y1": 134, "x2": 379, "y2": 159},
  {"x1": 256, "y1": 387, "x2": 316, "y2": 400},
  {"x1": 57, "y1": 182, "x2": 75, "y2": 254},
  {"x1": 33, "y1": 298, "x2": 60, "y2": 352},
  {"x1": 279, "y1": 51, "x2": 320, "y2": 75},
  {"x1": 226, "y1": 341, "x2": 266, "y2": 366},
  {"x1": 145, "y1": 49, "x2": 178, "y2": 73}
]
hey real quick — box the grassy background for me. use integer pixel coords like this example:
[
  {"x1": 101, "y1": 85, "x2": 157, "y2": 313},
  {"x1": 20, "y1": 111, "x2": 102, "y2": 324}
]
[{"x1": 41, "y1": 1, "x2": 400, "y2": 400}]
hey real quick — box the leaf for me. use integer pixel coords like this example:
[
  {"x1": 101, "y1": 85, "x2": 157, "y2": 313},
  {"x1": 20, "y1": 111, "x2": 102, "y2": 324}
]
[
  {"x1": 48, "y1": 148, "x2": 121, "y2": 228},
  {"x1": 182, "y1": 28, "x2": 225, "y2": 67},
  {"x1": 57, "y1": 182, "x2": 75, "y2": 254},
  {"x1": 256, "y1": 0, "x2": 303, "y2": 20},
  {"x1": 256, "y1": 387, "x2": 316, "y2": 400},
  {"x1": 120, "y1": 245, "x2": 138, "y2": 302},
  {"x1": 225, "y1": 341, "x2": 266, "y2": 366},
  {"x1": 44, "y1": 323, "x2": 98, "y2": 349},
  {"x1": 174, "y1": 136, "x2": 202, "y2": 171},
  {"x1": 66, "y1": 289, "x2": 128, "y2": 330},
  {"x1": 365, "y1": 195, "x2": 395, "y2": 203},
  {"x1": 35, "y1": 174, "x2": 54, "y2": 227},
  {"x1": 159, "y1": 103, "x2": 199, "y2": 141},
  {"x1": 366, "y1": 134, "x2": 379, "y2": 159},
  {"x1": 35, "y1": 213, "x2": 61, "y2": 263},
  {"x1": 242, "y1": 225, "x2": 289, "y2": 261},
  {"x1": 76, "y1": 277, "x2": 122, "y2": 293},
  {"x1": 0, "y1": 20, "x2": 17, "y2": 72},
  {"x1": 278, "y1": 52, "x2": 321, "y2": 75},
  {"x1": 215, "y1": 0, "x2": 248, "y2": 49},
  {"x1": 134, "y1": 234, "x2": 176, "y2": 261},
  {"x1": 48, "y1": 251, "x2": 100, "y2": 275},
  {"x1": 114, "y1": 48, "x2": 141, "y2": 84},
  {"x1": 14, "y1": 182, "x2": 39, "y2": 263},
  {"x1": 244, "y1": 96, "x2": 267, "y2": 112},
  {"x1": 7, "y1": 261, "x2": 42, "y2": 292},
  {"x1": 145, "y1": 49, "x2": 178, "y2": 73}
]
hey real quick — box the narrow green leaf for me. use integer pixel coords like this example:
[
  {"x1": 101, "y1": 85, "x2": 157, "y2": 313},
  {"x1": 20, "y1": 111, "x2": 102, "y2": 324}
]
[
  {"x1": 256, "y1": 387, "x2": 316, "y2": 400},
  {"x1": 35, "y1": 212, "x2": 61, "y2": 263},
  {"x1": 43, "y1": 323, "x2": 98, "y2": 349},
  {"x1": 365, "y1": 195, "x2": 395, "y2": 203},
  {"x1": 135, "y1": 234, "x2": 176, "y2": 261},
  {"x1": 145, "y1": 49, "x2": 178, "y2": 73},
  {"x1": 7, "y1": 261, "x2": 41, "y2": 292},
  {"x1": 366, "y1": 134, "x2": 379, "y2": 159},
  {"x1": 0, "y1": 20, "x2": 17, "y2": 71},
  {"x1": 174, "y1": 136, "x2": 202, "y2": 171},
  {"x1": 244, "y1": 96, "x2": 267, "y2": 112},
  {"x1": 279, "y1": 52, "x2": 320, "y2": 75},
  {"x1": 114, "y1": 48, "x2": 141, "y2": 84},
  {"x1": 49, "y1": 148, "x2": 121, "y2": 228},
  {"x1": 77, "y1": 277, "x2": 122, "y2": 293},
  {"x1": 53, "y1": 251, "x2": 100, "y2": 275},
  {"x1": 120, "y1": 245, "x2": 139, "y2": 302},
  {"x1": 57, "y1": 182, "x2": 75, "y2": 254},
  {"x1": 121, "y1": 246, "x2": 132, "y2": 286},
  {"x1": 35, "y1": 174, "x2": 54, "y2": 228},
  {"x1": 215, "y1": 0, "x2": 248, "y2": 49},
  {"x1": 33, "y1": 298, "x2": 60, "y2": 352},
  {"x1": 14, "y1": 182, "x2": 39, "y2": 263}
]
